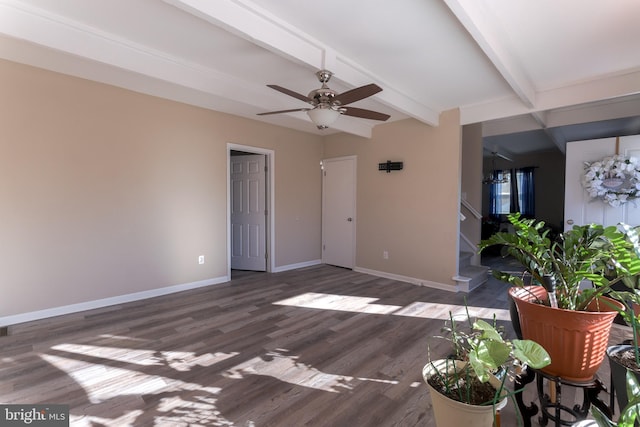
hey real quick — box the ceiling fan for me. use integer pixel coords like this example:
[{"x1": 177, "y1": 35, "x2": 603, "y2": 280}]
[
  {"x1": 257, "y1": 69, "x2": 390, "y2": 129},
  {"x1": 482, "y1": 150, "x2": 512, "y2": 184},
  {"x1": 483, "y1": 147, "x2": 513, "y2": 162}
]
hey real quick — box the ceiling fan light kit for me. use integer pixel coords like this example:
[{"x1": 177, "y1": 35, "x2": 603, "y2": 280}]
[
  {"x1": 482, "y1": 174, "x2": 509, "y2": 185},
  {"x1": 483, "y1": 152, "x2": 510, "y2": 185},
  {"x1": 307, "y1": 106, "x2": 340, "y2": 129},
  {"x1": 258, "y1": 69, "x2": 390, "y2": 130}
]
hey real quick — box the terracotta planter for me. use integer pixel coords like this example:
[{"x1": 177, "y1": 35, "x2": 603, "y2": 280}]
[
  {"x1": 508, "y1": 292, "x2": 523, "y2": 339},
  {"x1": 509, "y1": 286, "x2": 624, "y2": 382},
  {"x1": 423, "y1": 360, "x2": 506, "y2": 427}
]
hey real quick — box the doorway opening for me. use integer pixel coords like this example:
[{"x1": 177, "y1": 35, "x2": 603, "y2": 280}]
[{"x1": 227, "y1": 144, "x2": 275, "y2": 279}]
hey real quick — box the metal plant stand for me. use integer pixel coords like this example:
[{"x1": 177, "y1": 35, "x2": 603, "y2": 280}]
[{"x1": 514, "y1": 366, "x2": 612, "y2": 427}]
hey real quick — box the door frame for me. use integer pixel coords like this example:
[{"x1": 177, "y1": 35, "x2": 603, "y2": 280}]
[
  {"x1": 227, "y1": 143, "x2": 275, "y2": 277},
  {"x1": 321, "y1": 155, "x2": 357, "y2": 268}
]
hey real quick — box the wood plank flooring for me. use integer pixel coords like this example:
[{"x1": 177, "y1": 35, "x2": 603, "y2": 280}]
[{"x1": 0, "y1": 265, "x2": 625, "y2": 426}]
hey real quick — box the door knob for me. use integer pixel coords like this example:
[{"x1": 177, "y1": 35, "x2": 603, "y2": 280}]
[
  {"x1": 347, "y1": 217, "x2": 353, "y2": 222},
  {"x1": 566, "y1": 219, "x2": 574, "y2": 225}
]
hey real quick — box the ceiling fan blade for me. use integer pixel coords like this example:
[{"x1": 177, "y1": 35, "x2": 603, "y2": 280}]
[
  {"x1": 486, "y1": 150, "x2": 514, "y2": 162},
  {"x1": 333, "y1": 83, "x2": 382, "y2": 105},
  {"x1": 257, "y1": 108, "x2": 309, "y2": 116},
  {"x1": 341, "y1": 106, "x2": 390, "y2": 121},
  {"x1": 495, "y1": 152, "x2": 513, "y2": 162},
  {"x1": 267, "y1": 85, "x2": 314, "y2": 104}
]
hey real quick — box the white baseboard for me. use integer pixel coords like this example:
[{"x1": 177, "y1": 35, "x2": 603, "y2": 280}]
[
  {"x1": 0, "y1": 275, "x2": 229, "y2": 327},
  {"x1": 453, "y1": 275, "x2": 473, "y2": 293},
  {"x1": 272, "y1": 259, "x2": 322, "y2": 273},
  {"x1": 354, "y1": 267, "x2": 459, "y2": 292},
  {"x1": 2, "y1": 264, "x2": 457, "y2": 327}
]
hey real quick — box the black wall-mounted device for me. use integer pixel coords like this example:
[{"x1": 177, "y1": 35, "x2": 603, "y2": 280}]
[{"x1": 378, "y1": 161, "x2": 403, "y2": 173}]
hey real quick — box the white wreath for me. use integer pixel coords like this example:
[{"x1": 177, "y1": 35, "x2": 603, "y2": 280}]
[{"x1": 582, "y1": 154, "x2": 640, "y2": 207}]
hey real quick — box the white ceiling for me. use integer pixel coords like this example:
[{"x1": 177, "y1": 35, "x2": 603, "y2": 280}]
[{"x1": 1, "y1": 0, "x2": 639, "y2": 153}]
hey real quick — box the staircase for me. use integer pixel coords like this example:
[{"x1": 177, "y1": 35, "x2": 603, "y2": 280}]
[
  {"x1": 457, "y1": 200, "x2": 488, "y2": 292},
  {"x1": 455, "y1": 251, "x2": 489, "y2": 292}
]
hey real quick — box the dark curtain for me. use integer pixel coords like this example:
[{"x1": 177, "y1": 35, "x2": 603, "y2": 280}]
[
  {"x1": 488, "y1": 167, "x2": 535, "y2": 217},
  {"x1": 509, "y1": 168, "x2": 520, "y2": 213},
  {"x1": 519, "y1": 166, "x2": 536, "y2": 217},
  {"x1": 488, "y1": 170, "x2": 501, "y2": 217}
]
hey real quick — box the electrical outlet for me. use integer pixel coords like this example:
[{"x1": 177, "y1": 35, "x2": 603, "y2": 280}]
[
  {"x1": 383, "y1": 251, "x2": 389, "y2": 260},
  {"x1": 198, "y1": 255, "x2": 205, "y2": 265}
]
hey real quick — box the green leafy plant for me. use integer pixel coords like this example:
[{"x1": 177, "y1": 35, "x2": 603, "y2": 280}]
[
  {"x1": 591, "y1": 370, "x2": 640, "y2": 426},
  {"x1": 478, "y1": 213, "x2": 640, "y2": 311},
  {"x1": 605, "y1": 285, "x2": 640, "y2": 425},
  {"x1": 611, "y1": 288, "x2": 640, "y2": 368},
  {"x1": 426, "y1": 312, "x2": 551, "y2": 407}
]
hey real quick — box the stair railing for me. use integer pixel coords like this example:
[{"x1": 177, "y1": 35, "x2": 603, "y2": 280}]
[{"x1": 460, "y1": 198, "x2": 482, "y2": 220}]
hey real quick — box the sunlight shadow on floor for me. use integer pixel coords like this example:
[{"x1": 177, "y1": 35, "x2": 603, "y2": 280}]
[{"x1": 274, "y1": 292, "x2": 510, "y2": 321}]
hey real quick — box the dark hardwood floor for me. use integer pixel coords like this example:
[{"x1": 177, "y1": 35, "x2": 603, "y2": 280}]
[{"x1": 0, "y1": 264, "x2": 626, "y2": 426}]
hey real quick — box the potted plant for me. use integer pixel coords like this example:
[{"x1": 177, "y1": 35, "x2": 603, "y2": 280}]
[
  {"x1": 573, "y1": 370, "x2": 640, "y2": 426},
  {"x1": 423, "y1": 312, "x2": 551, "y2": 427},
  {"x1": 479, "y1": 213, "x2": 640, "y2": 382},
  {"x1": 606, "y1": 289, "x2": 640, "y2": 418}
]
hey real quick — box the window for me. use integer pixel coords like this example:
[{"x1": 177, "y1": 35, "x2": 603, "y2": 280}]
[
  {"x1": 489, "y1": 167, "x2": 535, "y2": 217},
  {"x1": 493, "y1": 171, "x2": 511, "y2": 214}
]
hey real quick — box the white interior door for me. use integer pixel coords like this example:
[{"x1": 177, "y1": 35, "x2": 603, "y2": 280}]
[
  {"x1": 565, "y1": 135, "x2": 640, "y2": 229},
  {"x1": 231, "y1": 154, "x2": 266, "y2": 271},
  {"x1": 322, "y1": 156, "x2": 356, "y2": 268}
]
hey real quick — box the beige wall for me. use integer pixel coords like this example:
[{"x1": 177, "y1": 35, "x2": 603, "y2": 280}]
[
  {"x1": 323, "y1": 111, "x2": 462, "y2": 287},
  {"x1": 0, "y1": 59, "x2": 323, "y2": 319},
  {"x1": 1, "y1": 58, "x2": 467, "y2": 322},
  {"x1": 460, "y1": 123, "x2": 483, "y2": 252}
]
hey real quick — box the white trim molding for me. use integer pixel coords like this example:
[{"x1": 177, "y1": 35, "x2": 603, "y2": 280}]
[
  {"x1": 460, "y1": 198, "x2": 482, "y2": 220},
  {"x1": 227, "y1": 143, "x2": 276, "y2": 276},
  {"x1": 354, "y1": 266, "x2": 459, "y2": 293},
  {"x1": 272, "y1": 259, "x2": 322, "y2": 273},
  {"x1": 0, "y1": 276, "x2": 228, "y2": 327}
]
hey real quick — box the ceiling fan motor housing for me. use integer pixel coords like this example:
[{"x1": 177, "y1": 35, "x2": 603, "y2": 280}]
[
  {"x1": 310, "y1": 69, "x2": 339, "y2": 107},
  {"x1": 308, "y1": 87, "x2": 337, "y2": 107}
]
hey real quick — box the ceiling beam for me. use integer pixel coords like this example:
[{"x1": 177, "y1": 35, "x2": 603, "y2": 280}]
[
  {"x1": 536, "y1": 70, "x2": 640, "y2": 113},
  {"x1": 443, "y1": 0, "x2": 536, "y2": 109},
  {"x1": 460, "y1": 71, "x2": 640, "y2": 127},
  {"x1": 529, "y1": 111, "x2": 566, "y2": 154},
  {"x1": 0, "y1": 0, "x2": 380, "y2": 136},
  {"x1": 0, "y1": 1, "x2": 270, "y2": 107},
  {"x1": 164, "y1": 0, "x2": 325, "y2": 70},
  {"x1": 166, "y1": 0, "x2": 440, "y2": 127},
  {"x1": 331, "y1": 57, "x2": 440, "y2": 126}
]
